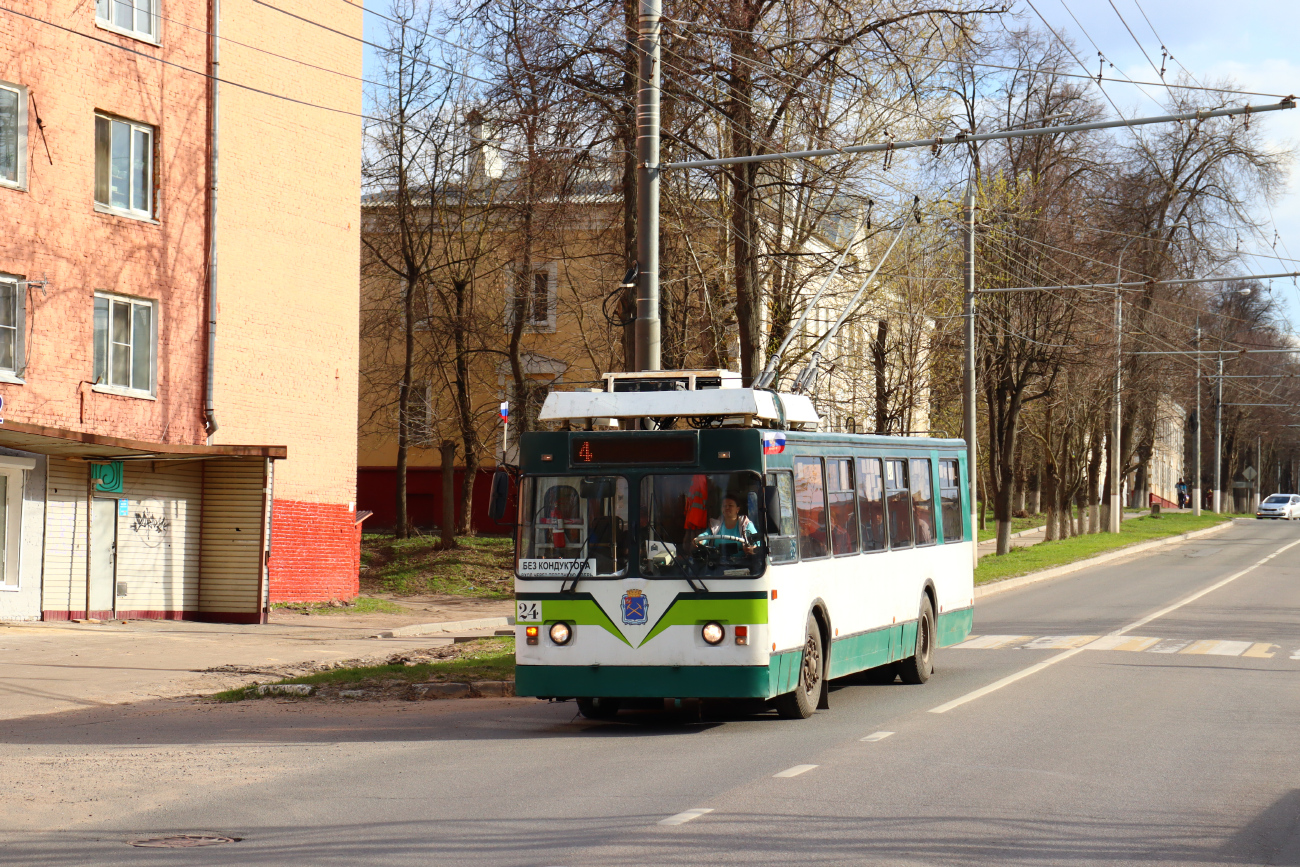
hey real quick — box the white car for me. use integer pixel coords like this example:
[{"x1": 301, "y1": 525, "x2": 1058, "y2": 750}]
[{"x1": 1256, "y1": 493, "x2": 1300, "y2": 520}]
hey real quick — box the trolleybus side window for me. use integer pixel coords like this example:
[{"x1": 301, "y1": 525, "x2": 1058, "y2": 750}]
[
  {"x1": 793, "y1": 456, "x2": 829, "y2": 560},
  {"x1": 827, "y1": 458, "x2": 859, "y2": 555},
  {"x1": 885, "y1": 459, "x2": 913, "y2": 548},
  {"x1": 910, "y1": 458, "x2": 936, "y2": 546},
  {"x1": 938, "y1": 458, "x2": 964, "y2": 543},
  {"x1": 857, "y1": 457, "x2": 887, "y2": 552},
  {"x1": 765, "y1": 471, "x2": 798, "y2": 564}
]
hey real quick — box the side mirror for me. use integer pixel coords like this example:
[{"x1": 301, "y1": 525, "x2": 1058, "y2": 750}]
[
  {"x1": 763, "y1": 485, "x2": 781, "y2": 535},
  {"x1": 488, "y1": 470, "x2": 511, "y2": 522}
]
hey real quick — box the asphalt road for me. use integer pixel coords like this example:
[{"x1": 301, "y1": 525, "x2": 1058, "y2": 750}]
[{"x1": 3, "y1": 518, "x2": 1299, "y2": 866}]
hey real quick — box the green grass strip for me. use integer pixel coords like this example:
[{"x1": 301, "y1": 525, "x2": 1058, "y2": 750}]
[
  {"x1": 975, "y1": 513, "x2": 1235, "y2": 586},
  {"x1": 212, "y1": 638, "x2": 516, "y2": 702}
]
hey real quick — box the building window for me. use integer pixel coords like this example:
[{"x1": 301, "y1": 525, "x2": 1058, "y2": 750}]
[
  {"x1": 0, "y1": 275, "x2": 24, "y2": 379},
  {"x1": 94, "y1": 114, "x2": 154, "y2": 219},
  {"x1": 95, "y1": 0, "x2": 159, "y2": 42},
  {"x1": 506, "y1": 264, "x2": 556, "y2": 333},
  {"x1": 93, "y1": 293, "x2": 155, "y2": 396},
  {"x1": 0, "y1": 80, "x2": 27, "y2": 190}
]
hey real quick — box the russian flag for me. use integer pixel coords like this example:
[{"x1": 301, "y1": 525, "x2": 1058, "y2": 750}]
[{"x1": 761, "y1": 431, "x2": 786, "y2": 454}]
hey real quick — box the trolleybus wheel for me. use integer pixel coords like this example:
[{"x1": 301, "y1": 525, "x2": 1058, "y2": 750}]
[
  {"x1": 898, "y1": 596, "x2": 935, "y2": 685},
  {"x1": 576, "y1": 697, "x2": 622, "y2": 720},
  {"x1": 775, "y1": 614, "x2": 823, "y2": 719}
]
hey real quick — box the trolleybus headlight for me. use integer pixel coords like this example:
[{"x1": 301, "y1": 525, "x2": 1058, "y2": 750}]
[
  {"x1": 701, "y1": 622, "x2": 725, "y2": 645},
  {"x1": 549, "y1": 622, "x2": 572, "y2": 645},
  {"x1": 525, "y1": 626, "x2": 539, "y2": 646}
]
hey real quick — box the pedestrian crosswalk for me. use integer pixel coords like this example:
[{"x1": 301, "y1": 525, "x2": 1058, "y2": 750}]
[{"x1": 951, "y1": 634, "x2": 1299, "y2": 660}]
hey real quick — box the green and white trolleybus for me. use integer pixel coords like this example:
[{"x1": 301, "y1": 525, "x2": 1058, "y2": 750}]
[{"x1": 509, "y1": 370, "x2": 974, "y2": 719}]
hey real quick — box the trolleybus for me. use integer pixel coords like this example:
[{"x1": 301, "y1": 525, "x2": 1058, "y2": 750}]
[{"x1": 507, "y1": 371, "x2": 974, "y2": 719}]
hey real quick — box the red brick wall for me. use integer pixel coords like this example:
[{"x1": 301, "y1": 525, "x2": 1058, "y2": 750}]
[
  {"x1": 0, "y1": 0, "x2": 210, "y2": 445},
  {"x1": 268, "y1": 499, "x2": 360, "y2": 602}
]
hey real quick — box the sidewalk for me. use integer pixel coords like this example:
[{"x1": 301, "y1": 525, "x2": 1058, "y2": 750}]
[
  {"x1": 976, "y1": 509, "x2": 1153, "y2": 558},
  {"x1": 0, "y1": 600, "x2": 512, "y2": 721}
]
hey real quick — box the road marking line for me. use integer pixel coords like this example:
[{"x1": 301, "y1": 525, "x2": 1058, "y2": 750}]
[
  {"x1": 1243, "y1": 643, "x2": 1277, "y2": 659},
  {"x1": 1150, "y1": 639, "x2": 1193, "y2": 654},
  {"x1": 1115, "y1": 636, "x2": 1161, "y2": 652},
  {"x1": 1021, "y1": 635, "x2": 1100, "y2": 650},
  {"x1": 931, "y1": 535, "x2": 1300, "y2": 715},
  {"x1": 1181, "y1": 640, "x2": 1219, "y2": 655},
  {"x1": 659, "y1": 808, "x2": 713, "y2": 826},
  {"x1": 774, "y1": 764, "x2": 818, "y2": 778},
  {"x1": 860, "y1": 731, "x2": 895, "y2": 742},
  {"x1": 1204, "y1": 641, "x2": 1252, "y2": 657},
  {"x1": 953, "y1": 634, "x2": 1032, "y2": 649}
]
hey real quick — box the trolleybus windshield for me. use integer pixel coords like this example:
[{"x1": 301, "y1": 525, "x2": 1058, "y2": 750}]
[{"x1": 518, "y1": 476, "x2": 630, "y2": 578}]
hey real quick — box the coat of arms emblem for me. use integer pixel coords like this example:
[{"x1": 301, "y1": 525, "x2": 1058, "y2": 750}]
[{"x1": 621, "y1": 589, "x2": 649, "y2": 625}]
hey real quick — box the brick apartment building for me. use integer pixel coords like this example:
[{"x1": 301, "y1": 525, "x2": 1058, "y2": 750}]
[{"x1": 0, "y1": 0, "x2": 363, "y2": 622}]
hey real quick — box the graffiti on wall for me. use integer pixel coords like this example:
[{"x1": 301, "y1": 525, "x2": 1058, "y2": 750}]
[{"x1": 128, "y1": 499, "x2": 170, "y2": 548}]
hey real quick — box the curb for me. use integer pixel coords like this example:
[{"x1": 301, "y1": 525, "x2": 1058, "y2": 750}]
[
  {"x1": 974, "y1": 519, "x2": 1235, "y2": 600},
  {"x1": 373, "y1": 616, "x2": 515, "y2": 639}
]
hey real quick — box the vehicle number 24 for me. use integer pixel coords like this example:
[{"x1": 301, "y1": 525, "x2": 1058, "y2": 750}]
[{"x1": 517, "y1": 601, "x2": 541, "y2": 622}]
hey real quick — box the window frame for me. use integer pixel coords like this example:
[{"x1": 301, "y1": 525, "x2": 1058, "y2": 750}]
[
  {"x1": 856, "y1": 456, "x2": 888, "y2": 554},
  {"x1": 938, "y1": 458, "x2": 964, "y2": 544},
  {"x1": 94, "y1": 112, "x2": 156, "y2": 221},
  {"x1": 92, "y1": 291, "x2": 157, "y2": 399},
  {"x1": 884, "y1": 458, "x2": 913, "y2": 549},
  {"x1": 0, "y1": 80, "x2": 28, "y2": 192},
  {"x1": 909, "y1": 457, "x2": 937, "y2": 547},
  {"x1": 826, "y1": 456, "x2": 860, "y2": 557},
  {"x1": 792, "y1": 456, "x2": 831, "y2": 561},
  {"x1": 94, "y1": 0, "x2": 161, "y2": 45},
  {"x1": 765, "y1": 470, "x2": 799, "y2": 565},
  {"x1": 505, "y1": 262, "x2": 557, "y2": 334},
  {"x1": 0, "y1": 274, "x2": 25, "y2": 383}
]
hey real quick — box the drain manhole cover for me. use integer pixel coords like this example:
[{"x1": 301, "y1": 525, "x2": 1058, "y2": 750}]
[{"x1": 129, "y1": 835, "x2": 240, "y2": 848}]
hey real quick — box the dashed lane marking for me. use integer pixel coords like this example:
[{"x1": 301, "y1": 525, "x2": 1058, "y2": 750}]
[
  {"x1": 860, "y1": 731, "x2": 895, "y2": 742},
  {"x1": 774, "y1": 764, "x2": 818, "y2": 778},
  {"x1": 952, "y1": 635, "x2": 1294, "y2": 659},
  {"x1": 659, "y1": 808, "x2": 713, "y2": 826}
]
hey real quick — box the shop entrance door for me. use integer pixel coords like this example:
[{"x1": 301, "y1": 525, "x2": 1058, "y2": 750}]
[{"x1": 89, "y1": 498, "x2": 118, "y2": 617}]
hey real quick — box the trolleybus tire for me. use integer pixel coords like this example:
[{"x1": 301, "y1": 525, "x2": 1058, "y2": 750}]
[
  {"x1": 775, "y1": 613, "x2": 824, "y2": 719},
  {"x1": 576, "y1": 697, "x2": 623, "y2": 720},
  {"x1": 898, "y1": 596, "x2": 935, "y2": 685}
]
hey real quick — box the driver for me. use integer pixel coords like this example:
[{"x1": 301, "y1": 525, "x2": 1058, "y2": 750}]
[{"x1": 696, "y1": 494, "x2": 759, "y2": 555}]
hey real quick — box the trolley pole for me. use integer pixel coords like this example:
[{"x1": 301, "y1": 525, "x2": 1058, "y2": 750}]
[
  {"x1": 962, "y1": 187, "x2": 977, "y2": 563},
  {"x1": 633, "y1": 0, "x2": 661, "y2": 372},
  {"x1": 1193, "y1": 320, "x2": 1201, "y2": 516},
  {"x1": 1214, "y1": 354, "x2": 1223, "y2": 514}
]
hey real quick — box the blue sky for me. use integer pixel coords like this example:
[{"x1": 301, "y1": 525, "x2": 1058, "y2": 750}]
[
  {"x1": 360, "y1": 0, "x2": 1300, "y2": 331},
  {"x1": 1020, "y1": 0, "x2": 1300, "y2": 331}
]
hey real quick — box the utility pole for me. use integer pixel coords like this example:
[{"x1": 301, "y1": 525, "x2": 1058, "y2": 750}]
[
  {"x1": 1110, "y1": 286, "x2": 1123, "y2": 532},
  {"x1": 1255, "y1": 435, "x2": 1262, "y2": 512},
  {"x1": 1214, "y1": 354, "x2": 1223, "y2": 514},
  {"x1": 633, "y1": 0, "x2": 661, "y2": 372},
  {"x1": 1193, "y1": 320, "x2": 1201, "y2": 516},
  {"x1": 962, "y1": 187, "x2": 977, "y2": 563}
]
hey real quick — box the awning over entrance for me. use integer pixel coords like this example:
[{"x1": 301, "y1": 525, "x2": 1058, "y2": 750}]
[{"x1": 0, "y1": 420, "x2": 286, "y2": 460}]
